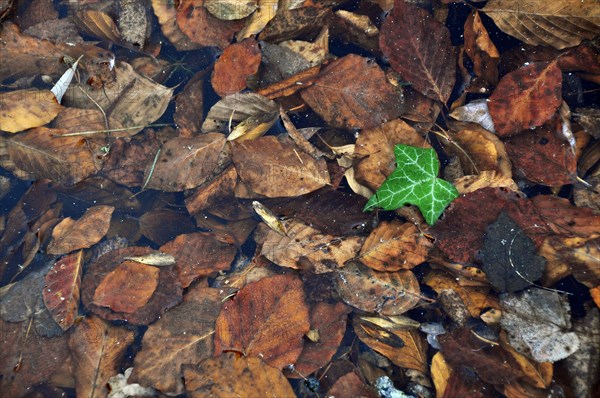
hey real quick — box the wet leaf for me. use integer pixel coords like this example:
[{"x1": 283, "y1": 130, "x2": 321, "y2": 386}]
[
  {"x1": 259, "y1": 6, "x2": 331, "y2": 43},
  {"x1": 205, "y1": 0, "x2": 258, "y2": 20},
  {"x1": 183, "y1": 353, "x2": 295, "y2": 397},
  {"x1": 439, "y1": 327, "x2": 523, "y2": 385},
  {"x1": 82, "y1": 246, "x2": 183, "y2": 325},
  {"x1": 290, "y1": 302, "x2": 351, "y2": 377},
  {"x1": 564, "y1": 308, "x2": 600, "y2": 398},
  {"x1": 379, "y1": 0, "x2": 456, "y2": 103},
  {"x1": 139, "y1": 208, "x2": 196, "y2": 246},
  {"x1": 450, "y1": 99, "x2": 496, "y2": 133},
  {"x1": 92, "y1": 261, "x2": 160, "y2": 314},
  {"x1": 353, "y1": 317, "x2": 427, "y2": 373},
  {"x1": 160, "y1": 232, "x2": 237, "y2": 288},
  {"x1": 174, "y1": 71, "x2": 205, "y2": 137},
  {"x1": 144, "y1": 133, "x2": 229, "y2": 191},
  {"x1": 202, "y1": 92, "x2": 278, "y2": 133},
  {"x1": 300, "y1": 54, "x2": 404, "y2": 129},
  {"x1": 364, "y1": 144, "x2": 459, "y2": 226},
  {"x1": 123, "y1": 252, "x2": 176, "y2": 267},
  {"x1": 47, "y1": 205, "x2": 114, "y2": 255},
  {"x1": 488, "y1": 60, "x2": 562, "y2": 137},
  {"x1": 500, "y1": 288, "x2": 580, "y2": 362},
  {"x1": 359, "y1": 220, "x2": 432, "y2": 271},
  {"x1": 42, "y1": 250, "x2": 83, "y2": 331},
  {"x1": 236, "y1": 0, "x2": 278, "y2": 40},
  {"x1": 151, "y1": 0, "x2": 201, "y2": 51},
  {"x1": 232, "y1": 136, "x2": 329, "y2": 197},
  {"x1": 454, "y1": 170, "x2": 519, "y2": 194},
  {"x1": 464, "y1": 11, "x2": 499, "y2": 86},
  {"x1": 69, "y1": 315, "x2": 135, "y2": 398},
  {"x1": 0, "y1": 89, "x2": 63, "y2": 133},
  {"x1": 212, "y1": 39, "x2": 261, "y2": 97},
  {"x1": 505, "y1": 117, "x2": 577, "y2": 185},
  {"x1": 117, "y1": 0, "x2": 148, "y2": 48},
  {"x1": 185, "y1": 166, "x2": 238, "y2": 215},
  {"x1": 0, "y1": 319, "x2": 69, "y2": 397},
  {"x1": 214, "y1": 274, "x2": 310, "y2": 368},
  {"x1": 482, "y1": 0, "x2": 600, "y2": 50},
  {"x1": 73, "y1": 9, "x2": 121, "y2": 44},
  {"x1": 258, "y1": 218, "x2": 363, "y2": 273},
  {"x1": 131, "y1": 286, "x2": 233, "y2": 395},
  {"x1": 354, "y1": 118, "x2": 430, "y2": 192},
  {"x1": 481, "y1": 210, "x2": 546, "y2": 293},
  {"x1": 176, "y1": 0, "x2": 243, "y2": 49},
  {"x1": 334, "y1": 261, "x2": 421, "y2": 316}
]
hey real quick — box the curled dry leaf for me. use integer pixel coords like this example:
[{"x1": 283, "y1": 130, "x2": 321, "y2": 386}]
[
  {"x1": 300, "y1": 54, "x2": 404, "y2": 129},
  {"x1": 258, "y1": 218, "x2": 363, "y2": 273},
  {"x1": 482, "y1": 0, "x2": 600, "y2": 50},
  {"x1": 212, "y1": 39, "x2": 261, "y2": 97},
  {"x1": 488, "y1": 60, "x2": 562, "y2": 137},
  {"x1": 232, "y1": 136, "x2": 329, "y2": 197},
  {"x1": 358, "y1": 220, "x2": 432, "y2": 271},
  {"x1": 0, "y1": 89, "x2": 63, "y2": 133},
  {"x1": 131, "y1": 287, "x2": 234, "y2": 395},
  {"x1": 379, "y1": 0, "x2": 456, "y2": 103},
  {"x1": 42, "y1": 250, "x2": 83, "y2": 331},
  {"x1": 92, "y1": 261, "x2": 160, "y2": 314},
  {"x1": 183, "y1": 353, "x2": 295, "y2": 397},
  {"x1": 355, "y1": 318, "x2": 428, "y2": 373},
  {"x1": 47, "y1": 205, "x2": 114, "y2": 255},
  {"x1": 82, "y1": 246, "x2": 183, "y2": 325},
  {"x1": 334, "y1": 261, "x2": 421, "y2": 316},
  {"x1": 69, "y1": 315, "x2": 135, "y2": 398},
  {"x1": 214, "y1": 274, "x2": 310, "y2": 369},
  {"x1": 354, "y1": 118, "x2": 430, "y2": 192},
  {"x1": 176, "y1": 0, "x2": 243, "y2": 49},
  {"x1": 160, "y1": 232, "x2": 237, "y2": 288},
  {"x1": 144, "y1": 133, "x2": 229, "y2": 192}
]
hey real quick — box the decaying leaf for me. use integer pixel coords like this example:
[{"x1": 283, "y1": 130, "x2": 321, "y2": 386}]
[
  {"x1": 480, "y1": 210, "x2": 546, "y2": 293},
  {"x1": 258, "y1": 6, "x2": 331, "y2": 43},
  {"x1": 379, "y1": 0, "x2": 456, "y2": 103},
  {"x1": 488, "y1": 60, "x2": 562, "y2": 137},
  {"x1": 334, "y1": 261, "x2": 421, "y2": 316},
  {"x1": 0, "y1": 89, "x2": 63, "y2": 133},
  {"x1": 183, "y1": 353, "x2": 295, "y2": 397},
  {"x1": 176, "y1": 0, "x2": 243, "y2": 49},
  {"x1": 358, "y1": 220, "x2": 432, "y2": 271},
  {"x1": 47, "y1": 205, "x2": 114, "y2": 255},
  {"x1": 151, "y1": 0, "x2": 201, "y2": 51},
  {"x1": 232, "y1": 136, "x2": 329, "y2": 197},
  {"x1": 483, "y1": 0, "x2": 600, "y2": 50},
  {"x1": 564, "y1": 308, "x2": 600, "y2": 398},
  {"x1": 123, "y1": 252, "x2": 176, "y2": 267},
  {"x1": 500, "y1": 288, "x2": 580, "y2": 362},
  {"x1": 69, "y1": 315, "x2": 135, "y2": 398},
  {"x1": 464, "y1": 11, "x2": 499, "y2": 86},
  {"x1": 202, "y1": 92, "x2": 279, "y2": 133},
  {"x1": 204, "y1": 0, "x2": 258, "y2": 20},
  {"x1": 131, "y1": 286, "x2": 234, "y2": 395},
  {"x1": 236, "y1": 0, "x2": 278, "y2": 40},
  {"x1": 214, "y1": 274, "x2": 310, "y2": 369},
  {"x1": 212, "y1": 39, "x2": 261, "y2": 97},
  {"x1": 42, "y1": 250, "x2": 83, "y2": 331},
  {"x1": 258, "y1": 218, "x2": 363, "y2": 273},
  {"x1": 300, "y1": 54, "x2": 404, "y2": 129}
]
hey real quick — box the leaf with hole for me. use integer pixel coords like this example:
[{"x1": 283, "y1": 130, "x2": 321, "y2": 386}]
[{"x1": 364, "y1": 144, "x2": 459, "y2": 225}]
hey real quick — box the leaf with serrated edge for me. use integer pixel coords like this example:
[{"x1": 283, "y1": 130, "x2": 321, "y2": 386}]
[{"x1": 364, "y1": 145, "x2": 459, "y2": 225}]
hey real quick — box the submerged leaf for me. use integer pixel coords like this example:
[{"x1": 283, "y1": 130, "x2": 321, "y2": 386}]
[{"x1": 364, "y1": 144, "x2": 459, "y2": 225}]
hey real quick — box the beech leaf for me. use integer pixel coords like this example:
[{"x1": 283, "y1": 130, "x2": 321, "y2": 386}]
[{"x1": 364, "y1": 144, "x2": 459, "y2": 225}]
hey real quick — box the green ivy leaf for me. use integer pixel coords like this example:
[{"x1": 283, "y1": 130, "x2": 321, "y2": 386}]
[{"x1": 364, "y1": 144, "x2": 459, "y2": 225}]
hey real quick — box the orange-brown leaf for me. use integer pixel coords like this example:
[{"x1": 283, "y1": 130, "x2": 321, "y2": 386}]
[
  {"x1": 0, "y1": 89, "x2": 63, "y2": 133},
  {"x1": 42, "y1": 250, "x2": 83, "y2": 330},
  {"x1": 212, "y1": 39, "x2": 261, "y2": 97}
]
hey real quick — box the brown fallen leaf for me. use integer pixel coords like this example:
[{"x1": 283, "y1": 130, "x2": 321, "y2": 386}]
[
  {"x1": 92, "y1": 261, "x2": 160, "y2": 314},
  {"x1": 232, "y1": 136, "x2": 329, "y2": 197},
  {"x1": 176, "y1": 0, "x2": 243, "y2": 49},
  {"x1": 354, "y1": 118, "x2": 430, "y2": 192},
  {"x1": 300, "y1": 54, "x2": 404, "y2": 129},
  {"x1": 259, "y1": 6, "x2": 331, "y2": 43},
  {"x1": 160, "y1": 232, "x2": 237, "y2": 288},
  {"x1": 379, "y1": 0, "x2": 456, "y2": 103},
  {"x1": 326, "y1": 370, "x2": 377, "y2": 398},
  {"x1": 358, "y1": 220, "x2": 432, "y2": 271},
  {"x1": 488, "y1": 60, "x2": 562, "y2": 137},
  {"x1": 42, "y1": 250, "x2": 83, "y2": 331},
  {"x1": 236, "y1": 0, "x2": 278, "y2": 40},
  {"x1": 183, "y1": 353, "x2": 295, "y2": 397},
  {"x1": 214, "y1": 273, "x2": 310, "y2": 369},
  {"x1": 69, "y1": 315, "x2": 135, "y2": 398},
  {"x1": 212, "y1": 39, "x2": 261, "y2": 97},
  {"x1": 144, "y1": 133, "x2": 229, "y2": 192},
  {"x1": 258, "y1": 219, "x2": 363, "y2": 273},
  {"x1": 47, "y1": 205, "x2": 114, "y2": 255},
  {"x1": 464, "y1": 11, "x2": 499, "y2": 86},
  {"x1": 353, "y1": 317, "x2": 428, "y2": 373},
  {"x1": 431, "y1": 352, "x2": 452, "y2": 398},
  {"x1": 130, "y1": 286, "x2": 234, "y2": 395},
  {"x1": 334, "y1": 261, "x2": 421, "y2": 316},
  {"x1": 453, "y1": 170, "x2": 519, "y2": 194},
  {"x1": 0, "y1": 89, "x2": 63, "y2": 133},
  {"x1": 82, "y1": 246, "x2": 183, "y2": 325},
  {"x1": 185, "y1": 166, "x2": 238, "y2": 216},
  {"x1": 0, "y1": 127, "x2": 105, "y2": 185},
  {"x1": 139, "y1": 208, "x2": 196, "y2": 246},
  {"x1": 174, "y1": 71, "x2": 205, "y2": 137}
]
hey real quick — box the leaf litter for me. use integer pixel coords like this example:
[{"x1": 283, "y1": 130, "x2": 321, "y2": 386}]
[{"x1": 0, "y1": 0, "x2": 600, "y2": 397}]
